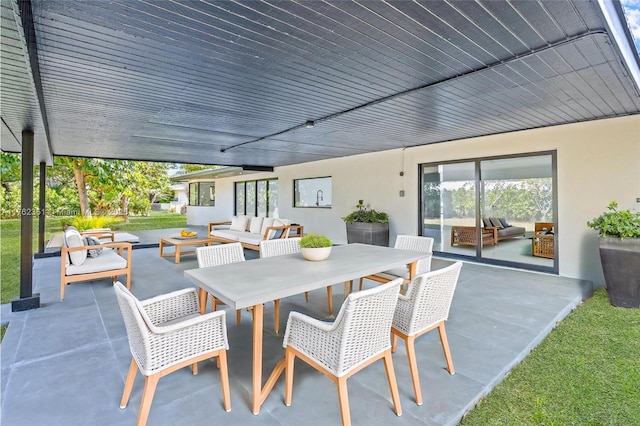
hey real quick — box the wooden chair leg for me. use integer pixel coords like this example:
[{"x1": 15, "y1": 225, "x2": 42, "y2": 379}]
[
  {"x1": 391, "y1": 333, "x2": 398, "y2": 353},
  {"x1": 236, "y1": 309, "x2": 241, "y2": 325},
  {"x1": 274, "y1": 299, "x2": 281, "y2": 334},
  {"x1": 137, "y1": 374, "x2": 160, "y2": 426},
  {"x1": 285, "y1": 348, "x2": 295, "y2": 406},
  {"x1": 336, "y1": 376, "x2": 351, "y2": 426},
  {"x1": 437, "y1": 322, "x2": 455, "y2": 374},
  {"x1": 304, "y1": 291, "x2": 309, "y2": 302},
  {"x1": 358, "y1": 277, "x2": 364, "y2": 291},
  {"x1": 120, "y1": 358, "x2": 138, "y2": 409},
  {"x1": 405, "y1": 335, "x2": 423, "y2": 405},
  {"x1": 383, "y1": 350, "x2": 403, "y2": 415},
  {"x1": 218, "y1": 350, "x2": 231, "y2": 412},
  {"x1": 198, "y1": 288, "x2": 207, "y2": 314},
  {"x1": 191, "y1": 362, "x2": 198, "y2": 375},
  {"x1": 326, "y1": 286, "x2": 333, "y2": 316}
]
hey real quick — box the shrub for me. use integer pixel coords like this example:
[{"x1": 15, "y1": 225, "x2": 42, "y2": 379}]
[
  {"x1": 299, "y1": 233, "x2": 332, "y2": 248},
  {"x1": 587, "y1": 201, "x2": 640, "y2": 239}
]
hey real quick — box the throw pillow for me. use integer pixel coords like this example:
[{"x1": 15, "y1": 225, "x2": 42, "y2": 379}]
[
  {"x1": 490, "y1": 218, "x2": 504, "y2": 228},
  {"x1": 260, "y1": 217, "x2": 275, "y2": 235},
  {"x1": 269, "y1": 219, "x2": 286, "y2": 239},
  {"x1": 498, "y1": 218, "x2": 511, "y2": 228},
  {"x1": 230, "y1": 216, "x2": 249, "y2": 232},
  {"x1": 64, "y1": 229, "x2": 87, "y2": 266},
  {"x1": 249, "y1": 216, "x2": 264, "y2": 234},
  {"x1": 85, "y1": 236, "x2": 103, "y2": 258}
]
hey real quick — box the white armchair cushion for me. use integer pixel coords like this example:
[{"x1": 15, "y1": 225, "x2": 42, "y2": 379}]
[
  {"x1": 229, "y1": 215, "x2": 249, "y2": 232},
  {"x1": 64, "y1": 229, "x2": 87, "y2": 266},
  {"x1": 260, "y1": 217, "x2": 275, "y2": 235},
  {"x1": 249, "y1": 216, "x2": 264, "y2": 234},
  {"x1": 65, "y1": 249, "x2": 126, "y2": 275}
]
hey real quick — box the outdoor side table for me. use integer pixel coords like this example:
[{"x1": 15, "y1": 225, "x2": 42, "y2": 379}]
[{"x1": 159, "y1": 236, "x2": 215, "y2": 263}]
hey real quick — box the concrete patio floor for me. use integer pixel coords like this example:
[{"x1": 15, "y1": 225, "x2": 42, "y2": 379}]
[{"x1": 1, "y1": 230, "x2": 592, "y2": 425}]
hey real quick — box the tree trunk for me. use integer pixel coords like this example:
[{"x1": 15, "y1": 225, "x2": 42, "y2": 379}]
[
  {"x1": 72, "y1": 159, "x2": 91, "y2": 217},
  {"x1": 121, "y1": 195, "x2": 129, "y2": 222}
]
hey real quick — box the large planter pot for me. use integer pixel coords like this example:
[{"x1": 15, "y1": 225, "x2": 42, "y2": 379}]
[
  {"x1": 599, "y1": 237, "x2": 640, "y2": 308},
  {"x1": 346, "y1": 222, "x2": 389, "y2": 247}
]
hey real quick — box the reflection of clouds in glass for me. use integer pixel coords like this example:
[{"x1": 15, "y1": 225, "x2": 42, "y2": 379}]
[{"x1": 622, "y1": 0, "x2": 640, "y2": 52}]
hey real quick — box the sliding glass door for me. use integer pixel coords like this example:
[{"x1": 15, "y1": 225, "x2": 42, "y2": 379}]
[{"x1": 420, "y1": 152, "x2": 557, "y2": 272}]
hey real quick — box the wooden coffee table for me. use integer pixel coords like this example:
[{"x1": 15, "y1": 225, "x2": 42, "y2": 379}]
[{"x1": 159, "y1": 236, "x2": 215, "y2": 263}]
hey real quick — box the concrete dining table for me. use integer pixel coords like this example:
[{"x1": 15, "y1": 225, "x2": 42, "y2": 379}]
[{"x1": 184, "y1": 243, "x2": 430, "y2": 415}]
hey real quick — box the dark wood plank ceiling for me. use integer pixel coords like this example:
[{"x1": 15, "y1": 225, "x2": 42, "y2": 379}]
[{"x1": 2, "y1": 0, "x2": 639, "y2": 167}]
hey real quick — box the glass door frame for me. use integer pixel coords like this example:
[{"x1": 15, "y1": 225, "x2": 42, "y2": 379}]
[{"x1": 418, "y1": 150, "x2": 558, "y2": 274}]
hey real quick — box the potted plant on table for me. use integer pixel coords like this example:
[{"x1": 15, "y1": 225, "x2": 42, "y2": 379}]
[
  {"x1": 587, "y1": 201, "x2": 640, "y2": 308},
  {"x1": 299, "y1": 233, "x2": 333, "y2": 261},
  {"x1": 342, "y1": 200, "x2": 390, "y2": 247}
]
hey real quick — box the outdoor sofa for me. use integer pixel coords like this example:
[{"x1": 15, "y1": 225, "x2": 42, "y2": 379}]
[{"x1": 208, "y1": 216, "x2": 303, "y2": 252}]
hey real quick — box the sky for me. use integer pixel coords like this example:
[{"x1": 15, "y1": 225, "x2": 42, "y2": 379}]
[{"x1": 622, "y1": 0, "x2": 640, "y2": 53}]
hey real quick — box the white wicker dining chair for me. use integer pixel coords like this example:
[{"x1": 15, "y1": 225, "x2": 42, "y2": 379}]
[
  {"x1": 196, "y1": 242, "x2": 245, "y2": 325},
  {"x1": 358, "y1": 235, "x2": 434, "y2": 291},
  {"x1": 282, "y1": 278, "x2": 403, "y2": 426},
  {"x1": 260, "y1": 237, "x2": 335, "y2": 318},
  {"x1": 391, "y1": 261, "x2": 463, "y2": 406},
  {"x1": 113, "y1": 282, "x2": 230, "y2": 426}
]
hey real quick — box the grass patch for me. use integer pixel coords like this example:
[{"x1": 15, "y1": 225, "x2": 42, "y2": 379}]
[
  {"x1": 0, "y1": 211, "x2": 186, "y2": 304},
  {"x1": 461, "y1": 288, "x2": 640, "y2": 425}
]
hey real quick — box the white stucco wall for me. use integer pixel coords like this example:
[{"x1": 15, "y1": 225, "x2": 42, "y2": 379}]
[{"x1": 202, "y1": 115, "x2": 640, "y2": 286}]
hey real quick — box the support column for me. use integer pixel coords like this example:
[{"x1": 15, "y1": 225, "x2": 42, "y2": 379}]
[
  {"x1": 12, "y1": 130, "x2": 40, "y2": 312},
  {"x1": 38, "y1": 161, "x2": 46, "y2": 253}
]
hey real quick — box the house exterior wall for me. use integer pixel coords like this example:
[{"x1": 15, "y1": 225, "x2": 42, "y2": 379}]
[{"x1": 206, "y1": 115, "x2": 640, "y2": 286}]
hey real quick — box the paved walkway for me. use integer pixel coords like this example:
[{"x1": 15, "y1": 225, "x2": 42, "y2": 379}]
[{"x1": 1, "y1": 242, "x2": 592, "y2": 425}]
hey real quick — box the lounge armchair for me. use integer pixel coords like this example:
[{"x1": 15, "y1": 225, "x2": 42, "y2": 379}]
[{"x1": 60, "y1": 227, "x2": 132, "y2": 300}]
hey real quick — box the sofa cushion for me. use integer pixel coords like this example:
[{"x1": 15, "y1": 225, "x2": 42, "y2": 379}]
[
  {"x1": 238, "y1": 233, "x2": 264, "y2": 247},
  {"x1": 65, "y1": 249, "x2": 126, "y2": 276},
  {"x1": 498, "y1": 218, "x2": 510, "y2": 228},
  {"x1": 65, "y1": 229, "x2": 87, "y2": 266},
  {"x1": 482, "y1": 218, "x2": 493, "y2": 228},
  {"x1": 490, "y1": 218, "x2": 504, "y2": 228},
  {"x1": 497, "y1": 226, "x2": 525, "y2": 237},
  {"x1": 230, "y1": 216, "x2": 250, "y2": 232},
  {"x1": 249, "y1": 216, "x2": 264, "y2": 234},
  {"x1": 84, "y1": 236, "x2": 103, "y2": 258},
  {"x1": 210, "y1": 229, "x2": 245, "y2": 241},
  {"x1": 260, "y1": 217, "x2": 275, "y2": 236}
]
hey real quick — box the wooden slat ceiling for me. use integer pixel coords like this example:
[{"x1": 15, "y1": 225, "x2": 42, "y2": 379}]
[{"x1": 2, "y1": 0, "x2": 639, "y2": 167}]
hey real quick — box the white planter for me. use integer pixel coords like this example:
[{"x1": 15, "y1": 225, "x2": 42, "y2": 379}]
[{"x1": 301, "y1": 246, "x2": 332, "y2": 261}]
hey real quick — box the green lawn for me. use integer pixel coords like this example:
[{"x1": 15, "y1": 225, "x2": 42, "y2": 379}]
[
  {"x1": 461, "y1": 288, "x2": 640, "y2": 425},
  {"x1": 0, "y1": 211, "x2": 186, "y2": 304}
]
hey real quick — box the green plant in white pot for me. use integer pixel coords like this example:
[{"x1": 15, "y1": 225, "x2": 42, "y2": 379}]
[
  {"x1": 587, "y1": 201, "x2": 640, "y2": 308},
  {"x1": 299, "y1": 233, "x2": 333, "y2": 261}
]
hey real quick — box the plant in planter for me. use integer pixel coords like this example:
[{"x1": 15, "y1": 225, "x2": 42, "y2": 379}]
[
  {"x1": 342, "y1": 200, "x2": 390, "y2": 246},
  {"x1": 299, "y1": 233, "x2": 333, "y2": 261},
  {"x1": 587, "y1": 201, "x2": 640, "y2": 308}
]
